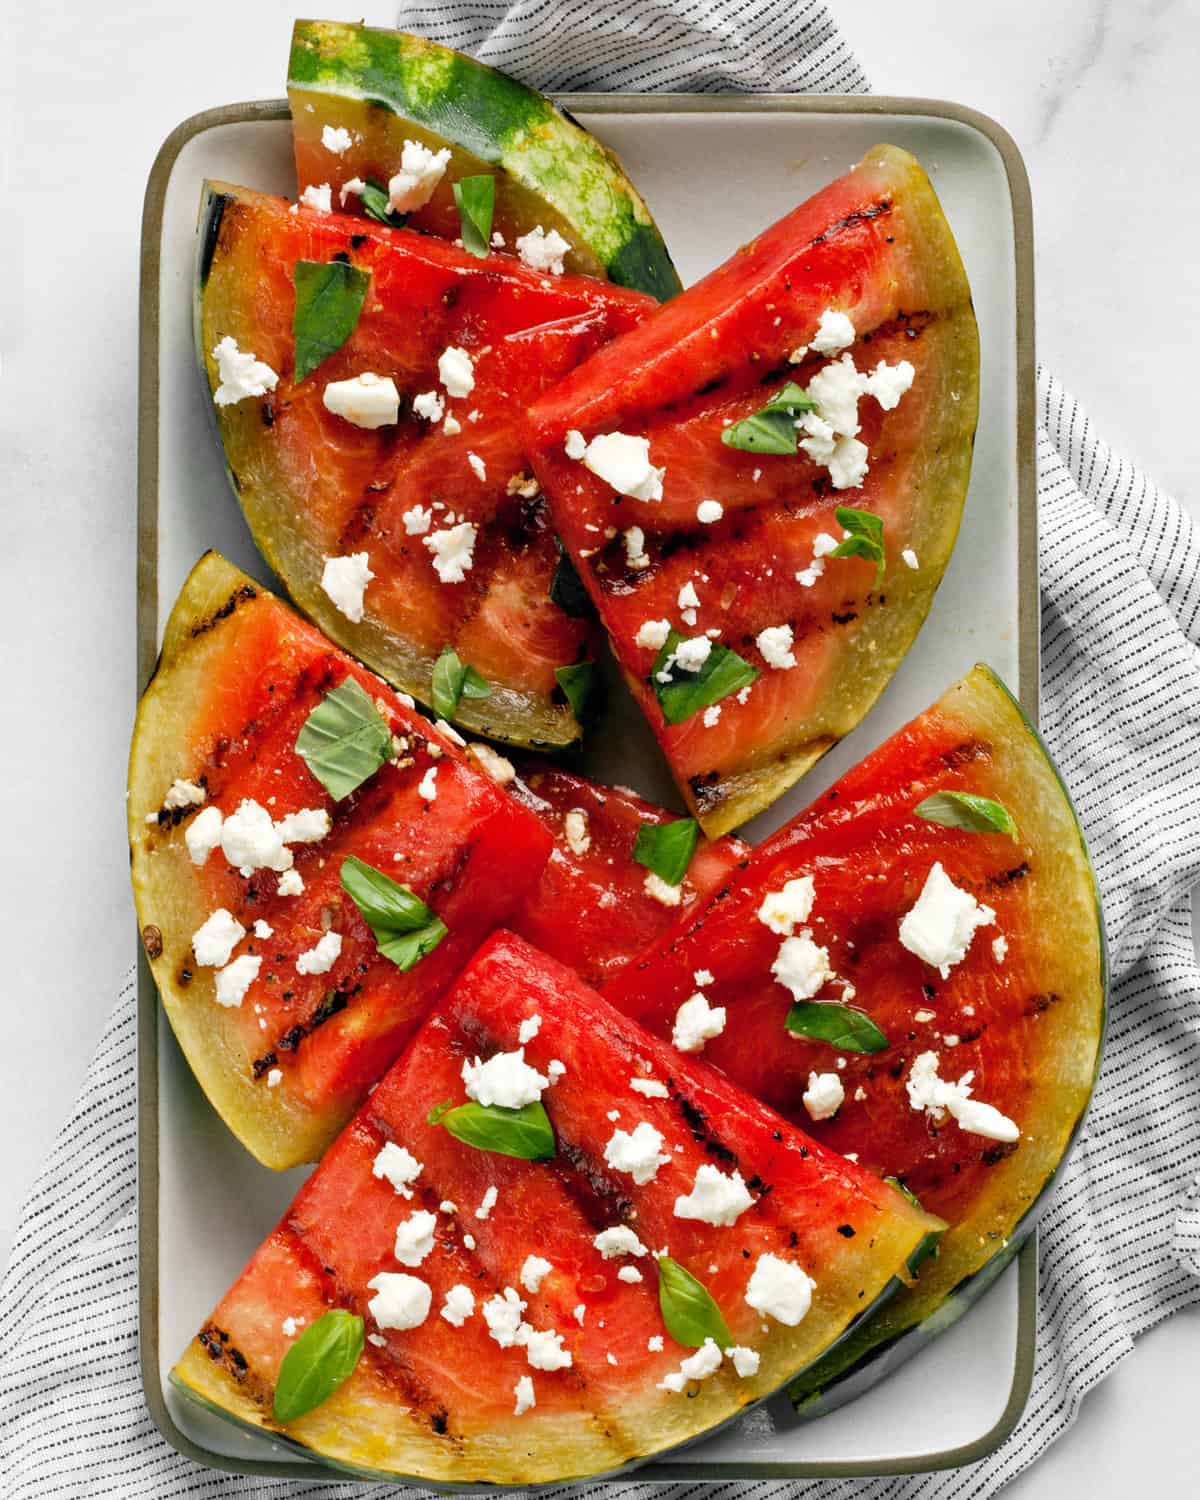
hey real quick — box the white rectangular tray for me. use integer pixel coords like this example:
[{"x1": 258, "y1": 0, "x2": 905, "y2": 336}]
[{"x1": 138, "y1": 93, "x2": 1038, "y2": 1481}]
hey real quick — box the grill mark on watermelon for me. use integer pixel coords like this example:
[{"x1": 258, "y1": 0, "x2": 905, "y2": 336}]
[
  {"x1": 1023, "y1": 991, "x2": 1060, "y2": 1017},
  {"x1": 808, "y1": 197, "x2": 893, "y2": 247},
  {"x1": 189, "y1": 583, "x2": 258, "y2": 639},
  {"x1": 197, "y1": 1322, "x2": 258, "y2": 1394},
  {"x1": 987, "y1": 861, "x2": 1031, "y2": 889}
]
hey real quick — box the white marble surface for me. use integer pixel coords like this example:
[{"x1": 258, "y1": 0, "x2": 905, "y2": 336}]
[{"x1": 1, "y1": 0, "x2": 1197, "y2": 1491}]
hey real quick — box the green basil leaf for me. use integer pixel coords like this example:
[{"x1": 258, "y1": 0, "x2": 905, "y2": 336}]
[
  {"x1": 340, "y1": 855, "x2": 447, "y2": 972},
  {"x1": 914, "y1": 792, "x2": 1018, "y2": 839},
  {"x1": 651, "y1": 630, "x2": 759, "y2": 726},
  {"x1": 292, "y1": 260, "x2": 371, "y2": 384},
  {"x1": 784, "y1": 1001, "x2": 889, "y2": 1054},
  {"x1": 830, "y1": 505, "x2": 885, "y2": 586},
  {"x1": 431, "y1": 645, "x2": 491, "y2": 723},
  {"x1": 549, "y1": 544, "x2": 592, "y2": 618},
  {"x1": 720, "y1": 382, "x2": 815, "y2": 455},
  {"x1": 452, "y1": 175, "x2": 495, "y2": 259},
  {"x1": 295, "y1": 677, "x2": 393, "y2": 801},
  {"x1": 633, "y1": 818, "x2": 700, "y2": 886},
  {"x1": 273, "y1": 1308, "x2": 364, "y2": 1423},
  {"x1": 435, "y1": 1099, "x2": 556, "y2": 1160},
  {"x1": 656, "y1": 1256, "x2": 733, "y2": 1350},
  {"x1": 359, "y1": 177, "x2": 408, "y2": 228},
  {"x1": 555, "y1": 662, "x2": 595, "y2": 723},
  {"x1": 761, "y1": 381, "x2": 817, "y2": 414}
]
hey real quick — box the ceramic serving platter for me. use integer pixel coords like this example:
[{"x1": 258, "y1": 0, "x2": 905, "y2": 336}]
[{"x1": 137, "y1": 93, "x2": 1038, "y2": 1481}]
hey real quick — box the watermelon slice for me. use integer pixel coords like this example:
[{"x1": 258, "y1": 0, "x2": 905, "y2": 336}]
[
  {"x1": 526, "y1": 145, "x2": 980, "y2": 834},
  {"x1": 196, "y1": 182, "x2": 653, "y2": 748},
  {"x1": 506, "y1": 764, "x2": 750, "y2": 988},
  {"x1": 288, "y1": 20, "x2": 681, "y2": 300},
  {"x1": 604, "y1": 666, "x2": 1105, "y2": 1407},
  {"x1": 128, "y1": 553, "x2": 552, "y2": 1168},
  {"x1": 171, "y1": 931, "x2": 940, "y2": 1484}
]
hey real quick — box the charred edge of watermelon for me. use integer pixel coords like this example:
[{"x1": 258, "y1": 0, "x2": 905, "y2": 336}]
[
  {"x1": 287, "y1": 19, "x2": 682, "y2": 300},
  {"x1": 787, "y1": 665, "x2": 1108, "y2": 1416}
]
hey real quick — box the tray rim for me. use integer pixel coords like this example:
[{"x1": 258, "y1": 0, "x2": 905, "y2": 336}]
[{"x1": 137, "y1": 90, "x2": 1039, "y2": 1484}]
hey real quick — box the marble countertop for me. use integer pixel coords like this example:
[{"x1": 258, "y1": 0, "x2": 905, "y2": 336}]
[{"x1": 2, "y1": 0, "x2": 1196, "y2": 1490}]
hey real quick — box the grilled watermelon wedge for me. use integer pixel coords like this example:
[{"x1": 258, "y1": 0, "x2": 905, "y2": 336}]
[
  {"x1": 128, "y1": 554, "x2": 552, "y2": 1168},
  {"x1": 196, "y1": 182, "x2": 653, "y2": 748},
  {"x1": 506, "y1": 764, "x2": 750, "y2": 988},
  {"x1": 605, "y1": 666, "x2": 1105, "y2": 1409},
  {"x1": 527, "y1": 145, "x2": 980, "y2": 834},
  {"x1": 171, "y1": 931, "x2": 941, "y2": 1484},
  {"x1": 288, "y1": 19, "x2": 681, "y2": 299}
]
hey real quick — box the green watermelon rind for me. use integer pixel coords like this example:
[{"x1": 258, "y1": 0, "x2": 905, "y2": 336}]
[
  {"x1": 787, "y1": 664, "x2": 1108, "y2": 1416},
  {"x1": 287, "y1": 20, "x2": 682, "y2": 301}
]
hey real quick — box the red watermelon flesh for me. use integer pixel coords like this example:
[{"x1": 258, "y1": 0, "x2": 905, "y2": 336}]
[
  {"x1": 171, "y1": 931, "x2": 939, "y2": 1485},
  {"x1": 129, "y1": 554, "x2": 553, "y2": 1169},
  {"x1": 525, "y1": 145, "x2": 979, "y2": 832},
  {"x1": 197, "y1": 182, "x2": 653, "y2": 747},
  {"x1": 506, "y1": 764, "x2": 750, "y2": 988}
]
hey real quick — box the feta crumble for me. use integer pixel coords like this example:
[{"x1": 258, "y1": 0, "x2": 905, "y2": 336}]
[
  {"x1": 412, "y1": 390, "x2": 445, "y2": 423},
  {"x1": 387, "y1": 139, "x2": 451, "y2": 214},
  {"x1": 321, "y1": 124, "x2": 353, "y2": 155},
  {"x1": 267, "y1": 1068, "x2": 283, "y2": 1088},
  {"x1": 902, "y1": 548, "x2": 920, "y2": 570},
  {"x1": 403, "y1": 504, "x2": 433, "y2": 535},
  {"x1": 462, "y1": 1048, "x2": 549, "y2": 1109},
  {"x1": 467, "y1": 451, "x2": 487, "y2": 483},
  {"x1": 630, "y1": 1076, "x2": 669, "y2": 1099},
  {"x1": 657, "y1": 1337, "x2": 723, "y2": 1393},
  {"x1": 577, "y1": 432, "x2": 664, "y2": 502},
  {"x1": 515, "y1": 225, "x2": 570, "y2": 275},
  {"x1": 593, "y1": 1225, "x2": 648, "y2": 1259},
  {"x1": 809, "y1": 307, "x2": 856, "y2": 355},
  {"x1": 802, "y1": 1071, "x2": 845, "y2": 1122},
  {"x1": 728, "y1": 1345, "x2": 761, "y2": 1378},
  {"x1": 437, "y1": 345, "x2": 475, "y2": 399},
  {"x1": 274, "y1": 808, "x2": 331, "y2": 845},
  {"x1": 771, "y1": 934, "x2": 834, "y2": 1001},
  {"x1": 673, "y1": 636, "x2": 711, "y2": 673},
  {"x1": 993, "y1": 934, "x2": 1008, "y2": 962},
  {"x1": 756, "y1": 624, "x2": 797, "y2": 670},
  {"x1": 441, "y1": 1284, "x2": 475, "y2": 1327},
  {"x1": 393, "y1": 1210, "x2": 438, "y2": 1267},
  {"x1": 220, "y1": 799, "x2": 293, "y2": 876},
  {"x1": 339, "y1": 176, "x2": 366, "y2": 206},
  {"x1": 320, "y1": 552, "x2": 375, "y2": 623},
  {"x1": 674, "y1": 1163, "x2": 754, "y2": 1225},
  {"x1": 617, "y1": 1265, "x2": 644, "y2": 1284},
  {"x1": 417, "y1": 766, "x2": 438, "y2": 802},
  {"x1": 476, "y1": 1185, "x2": 498, "y2": 1220},
  {"x1": 191, "y1": 909, "x2": 246, "y2": 968},
  {"x1": 482, "y1": 1288, "x2": 527, "y2": 1347},
  {"x1": 298, "y1": 182, "x2": 332, "y2": 214},
  {"x1": 697, "y1": 499, "x2": 724, "y2": 524},
  {"x1": 517, "y1": 1014, "x2": 542, "y2": 1045},
  {"x1": 898, "y1": 862, "x2": 996, "y2": 977},
  {"x1": 564, "y1": 429, "x2": 587, "y2": 461},
  {"x1": 521, "y1": 1255, "x2": 553, "y2": 1293},
  {"x1": 563, "y1": 808, "x2": 590, "y2": 856},
  {"x1": 905, "y1": 1051, "x2": 1019, "y2": 1141},
  {"x1": 513, "y1": 1374, "x2": 536, "y2": 1416},
  {"x1": 745, "y1": 1253, "x2": 815, "y2": 1325},
  {"x1": 164, "y1": 778, "x2": 206, "y2": 811},
  {"x1": 372, "y1": 1141, "x2": 423, "y2": 1198},
  {"x1": 635, "y1": 619, "x2": 672, "y2": 652},
  {"x1": 647, "y1": 1334, "x2": 664, "y2": 1353},
  {"x1": 603, "y1": 1121, "x2": 671, "y2": 1184},
  {"x1": 185, "y1": 804, "x2": 224, "y2": 865},
  {"x1": 672, "y1": 993, "x2": 726, "y2": 1053},
  {"x1": 367, "y1": 1272, "x2": 432, "y2": 1331},
  {"x1": 213, "y1": 954, "x2": 261, "y2": 1008},
  {"x1": 624, "y1": 525, "x2": 651, "y2": 571},
  {"x1": 296, "y1": 930, "x2": 342, "y2": 976},
  {"x1": 643, "y1": 871, "x2": 683, "y2": 907},
  {"x1": 211, "y1": 336, "x2": 279, "y2": 406},
  {"x1": 277, "y1": 868, "x2": 304, "y2": 897},
  {"x1": 424, "y1": 522, "x2": 477, "y2": 583},
  {"x1": 756, "y1": 876, "x2": 816, "y2": 935},
  {"x1": 467, "y1": 743, "x2": 516, "y2": 786}
]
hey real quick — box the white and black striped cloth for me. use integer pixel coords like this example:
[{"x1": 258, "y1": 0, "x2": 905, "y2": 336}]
[{"x1": 3, "y1": 4, "x2": 1198, "y2": 1496}]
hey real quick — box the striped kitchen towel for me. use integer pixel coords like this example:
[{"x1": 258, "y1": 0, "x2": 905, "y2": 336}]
[{"x1": 2, "y1": 3, "x2": 1198, "y2": 1496}]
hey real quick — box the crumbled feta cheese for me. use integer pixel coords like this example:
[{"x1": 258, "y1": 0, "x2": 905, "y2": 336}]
[
  {"x1": 282, "y1": 1316, "x2": 304, "y2": 1337},
  {"x1": 275, "y1": 808, "x2": 331, "y2": 845},
  {"x1": 578, "y1": 433, "x2": 664, "y2": 502},
  {"x1": 322, "y1": 124, "x2": 353, "y2": 155},
  {"x1": 515, "y1": 225, "x2": 570, "y2": 275},
  {"x1": 635, "y1": 619, "x2": 672, "y2": 651},
  {"x1": 810, "y1": 307, "x2": 857, "y2": 355},
  {"x1": 513, "y1": 1374, "x2": 536, "y2": 1416},
  {"x1": 441, "y1": 1284, "x2": 475, "y2": 1326},
  {"x1": 322, "y1": 371, "x2": 400, "y2": 429},
  {"x1": 624, "y1": 525, "x2": 651, "y2": 571},
  {"x1": 756, "y1": 624, "x2": 797, "y2": 670},
  {"x1": 617, "y1": 1265, "x2": 644, "y2": 1284},
  {"x1": 647, "y1": 1334, "x2": 664, "y2": 1352},
  {"x1": 803, "y1": 1071, "x2": 845, "y2": 1122},
  {"x1": 277, "y1": 868, "x2": 304, "y2": 897},
  {"x1": 213, "y1": 954, "x2": 262, "y2": 1008},
  {"x1": 462, "y1": 1233, "x2": 476, "y2": 1250},
  {"x1": 467, "y1": 451, "x2": 487, "y2": 482},
  {"x1": 522, "y1": 1325, "x2": 572, "y2": 1371},
  {"x1": 547, "y1": 1059, "x2": 566, "y2": 1080},
  {"x1": 296, "y1": 930, "x2": 342, "y2": 976},
  {"x1": 462, "y1": 1048, "x2": 549, "y2": 1109},
  {"x1": 321, "y1": 552, "x2": 375, "y2": 622},
  {"x1": 905, "y1": 1051, "x2": 1019, "y2": 1141},
  {"x1": 914, "y1": 1009, "x2": 936, "y2": 1023},
  {"x1": 674, "y1": 1163, "x2": 754, "y2": 1226},
  {"x1": 372, "y1": 1141, "x2": 423, "y2": 1198},
  {"x1": 902, "y1": 548, "x2": 919, "y2": 570},
  {"x1": 184, "y1": 804, "x2": 224, "y2": 865},
  {"x1": 728, "y1": 1345, "x2": 761, "y2": 1378},
  {"x1": 643, "y1": 871, "x2": 683, "y2": 907},
  {"x1": 563, "y1": 809, "x2": 590, "y2": 856},
  {"x1": 677, "y1": 580, "x2": 700, "y2": 612},
  {"x1": 367, "y1": 1333, "x2": 387, "y2": 1348},
  {"x1": 574, "y1": 1303, "x2": 587, "y2": 1324},
  {"x1": 629, "y1": 1076, "x2": 669, "y2": 1099},
  {"x1": 191, "y1": 909, "x2": 246, "y2": 968},
  {"x1": 812, "y1": 531, "x2": 840, "y2": 559},
  {"x1": 437, "y1": 345, "x2": 475, "y2": 399},
  {"x1": 517, "y1": 1014, "x2": 541, "y2": 1046},
  {"x1": 424, "y1": 522, "x2": 477, "y2": 584},
  {"x1": 702, "y1": 705, "x2": 722, "y2": 727},
  {"x1": 745, "y1": 1253, "x2": 815, "y2": 1325},
  {"x1": 417, "y1": 766, "x2": 438, "y2": 802},
  {"x1": 164, "y1": 778, "x2": 206, "y2": 811},
  {"x1": 771, "y1": 934, "x2": 834, "y2": 1001},
  {"x1": 993, "y1": 934, "x2": 1008, "y2": 962},
  {"x1": 387, "y1": 139, "x2": 452, "y2": 214},
  {"x1": 482, "y1": 1288, "x2": 527, "y2": 1347},
  {"x1": 402, "y1": 505, "x2": 433, "y2": 537},
  {"x1": 252, "y1": 919, "x2": 273, "y2": 941},
  {"x1": 603, "y1": 1122, "x2": 671, "y2": 1185},
  {"x1": 806, "y1": 354, "x2": 865, "y2": 436},
  {"x1": 211, "y1": 336, "x2": 279, "y2": 407},
  {"x1": 339, "y1": 176, "x2": 366, "y2": 206},
  {"x1": 442, "y1": 412, "x2": 462, "y2": 435},
  {"x1": 299, "y1": 182, "x2": 332, "y2": 213},
  {"x1": 267, "y1": 1068, "x2": 283, "y2": 1089},
  {"x1": 593, "y1": 1225, "x2": 648, "y2": 1259},
  {"x1": 564, "y1": 429, "x2": 587, "y2": 461},
  {"x1": 657, "y1": 1337, "x2": 723, "y2": 1393},
  {"x1": 756, "y1": 876, "x2": 816, "y2": 935},
  {"x1": 220, "y1": 799, "x2": 293, "y2": 876},
  {"x1": 393, "y1": 1209, "x2": 438, "y2": 1267},
  {"x1": 697, "y1": 499, "x2": 724, "y2": 524},
  {"x1": 476, "y1": 1184, "x2": 498, "y2": 1220},
  {"x1": 672, "y1": 993, "x2": 726, "y2": 1053},
  {"x1": 467, "y1": 743, "x2": 516, "y2": 786},
  {"x1": 368, "y1": 1272, "x2": 432, "y2": 1331},
  {"x1": 520, "y1": 1254, "x2": 553, "y2": 1293},
  {"x1": 899, "y1": 862, "x2": 996, "y2": 977},
  {"x1": 862, "y1": 358, "x2": 915, "y2": 410},
  {"x1": 827, "y1": 435, "x2": 870, "y2": 490},
  {"x1": 412, "y1": 389, "x2": 445, "y2": 423},
  {"x1": 694, "y1": 969, "x2": 715, "y2": 987}
]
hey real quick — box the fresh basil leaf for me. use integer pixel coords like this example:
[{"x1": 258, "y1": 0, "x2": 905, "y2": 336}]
[
  {"x1": 340, "y1": 855, "x2": 447, "y2": 972},
  {"x1": 914, "y1": 792, "x2": 1018, "y2": 839},
  {"x1": 431, "y1": 645, "x2": 491, "y2": 723},
  {"x1": 549, "y1": 544, "x2": 592, "y2": 618},
  {"x1": 292, "y1": 260, "x2": 371, "y2": 383},
  {"x1": 295, "y1": 677, "x2": 393, "y2": 801},
  {"x1": 651, "y1": 630, "x2": 759, "y2": 726},
  {"x1": 656, "y1": 1256, "x2": 733, "y2": 1350},
  {"x1": 359, "y1": 177, "x2": 408, "y2": 228},
  {"x1": 452, "y1": 175, "x2": 495, "y2": 259},
  {"x1": 555, "y1": 662, "x2": 595, "y2": 723},
  {"x1": 784, "y1": 1001, "x2": 889, "y2": 1054},
  {"x1": 273, "y1": 1308, "x2": 364, "y2": 1423},
  {"x1": 721, "y1": 382, "x2": 816, "y2": 454},
  {"x1": 830, "y1": 505, "x2": 885, "y2": 586},
  {"x1": 434, "y1": 1099, "x2": 555, "y2": 1160},
  {"x1": 633, "y1": 818, "x2": 700, "y2": 887}
]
